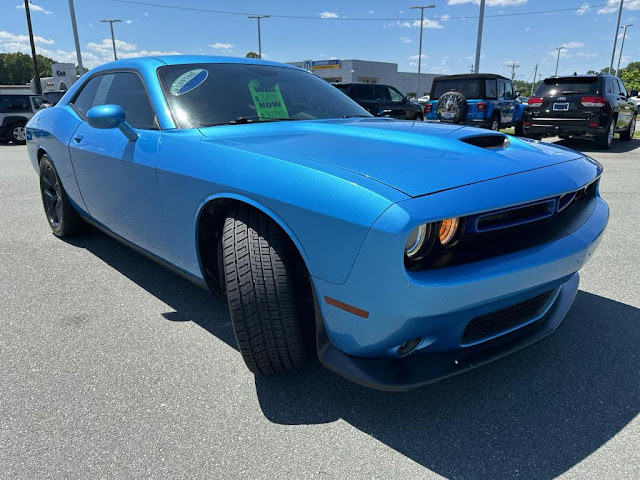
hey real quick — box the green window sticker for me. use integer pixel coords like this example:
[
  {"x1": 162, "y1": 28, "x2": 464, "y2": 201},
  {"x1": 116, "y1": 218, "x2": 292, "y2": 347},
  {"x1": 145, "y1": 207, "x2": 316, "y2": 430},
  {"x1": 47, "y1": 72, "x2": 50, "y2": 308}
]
[{"x1": 248, "y1": 78, "x2": 289, "y2": 119}]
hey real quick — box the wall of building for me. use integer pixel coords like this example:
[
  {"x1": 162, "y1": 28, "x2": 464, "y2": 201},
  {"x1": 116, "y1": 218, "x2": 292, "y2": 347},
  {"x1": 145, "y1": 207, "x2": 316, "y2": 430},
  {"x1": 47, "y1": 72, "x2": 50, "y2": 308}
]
[{"x1": 288, "y1": 59, "x2": 437, "y2": 97}]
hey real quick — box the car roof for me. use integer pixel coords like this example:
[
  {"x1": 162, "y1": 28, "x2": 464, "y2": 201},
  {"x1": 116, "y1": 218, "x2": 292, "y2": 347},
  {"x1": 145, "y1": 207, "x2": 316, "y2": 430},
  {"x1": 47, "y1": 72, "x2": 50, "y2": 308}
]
[
  {"x1": 433, "y1": 73, "x2": 509, "y2": 81},
  {"x1": 333, "y1": 82, "x2": 394, "y2": 87},
  {"x1": 94, "y1": 55, "x2": 301, "y2": 72}
]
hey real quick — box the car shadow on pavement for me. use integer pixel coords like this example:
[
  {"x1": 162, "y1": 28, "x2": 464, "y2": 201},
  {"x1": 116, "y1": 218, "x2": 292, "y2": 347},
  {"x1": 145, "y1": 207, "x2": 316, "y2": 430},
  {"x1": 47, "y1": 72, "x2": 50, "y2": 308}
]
[
  {"x1": 64, "y1": 230, "x2": 238, "y2": 350},
  {"x1": 548, "y1": 136, "x2": 639, "y2": 154},
  {"x1": 68, "y1": 230, "x2": 639, "y2": 479},
  {"x1": 254, "y1": 291, "x2": 640, "y2": 479}
]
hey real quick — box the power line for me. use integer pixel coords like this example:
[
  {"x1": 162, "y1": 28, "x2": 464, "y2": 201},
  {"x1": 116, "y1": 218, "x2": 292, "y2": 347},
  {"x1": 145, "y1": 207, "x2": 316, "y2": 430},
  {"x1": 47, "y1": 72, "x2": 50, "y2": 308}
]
[{"x1": 109, "y1": 0, "x2": 610, "y2": 22}]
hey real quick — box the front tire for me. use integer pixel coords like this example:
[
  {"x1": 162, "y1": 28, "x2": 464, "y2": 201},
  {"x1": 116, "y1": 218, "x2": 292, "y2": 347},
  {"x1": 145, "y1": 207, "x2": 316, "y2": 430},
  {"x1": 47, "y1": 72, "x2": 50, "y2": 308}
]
[
  {"x1": 222, "y1": 207, "x2": 306, "y2": 375},
  {"x1": 39, "y1": 154, "x2": 86, "y2": 237}
]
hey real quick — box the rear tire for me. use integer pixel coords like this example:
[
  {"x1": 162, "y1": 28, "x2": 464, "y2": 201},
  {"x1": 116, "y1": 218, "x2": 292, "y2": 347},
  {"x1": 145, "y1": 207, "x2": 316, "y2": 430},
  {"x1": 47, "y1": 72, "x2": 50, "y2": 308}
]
[
  {"x1": 515, "y1": 119, "x2": 524, "y2": 136},
  {"x1": 596, "y1": 117, "x2": 615, "y2": 150},
  {"x1": 620, "y1": 115, "x2": 636, "y2": 141},
  {"x1": 222, "y1": 207, "x2": 306, "y2": 375},
  {"x1": 489, "y1": 114, "x2": 500, "y2": 131},
  {"x1": 39, "y1": 154, "x2": 87, "y2": 237}
]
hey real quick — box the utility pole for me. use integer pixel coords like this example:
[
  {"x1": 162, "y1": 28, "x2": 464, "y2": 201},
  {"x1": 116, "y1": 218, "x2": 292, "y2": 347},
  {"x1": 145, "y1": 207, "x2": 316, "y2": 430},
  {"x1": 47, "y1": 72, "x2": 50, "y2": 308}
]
[
  {"x1": 610, "y1": 0, "x2": 624, "y2": 74},
  {"x1": 555, "y1": 46, "x2": 564, "y2": 76},
  {"x1": 531, "y1": 64, "x2": 538, "y2": 96},
  {"x1": 68, "y1": 0, "x2": 83, "y2": 73},
  {"x1": 508, "y1": 61, "x2": 520, "y2": 81},
  {"x1": 616, "y1": 23, "x2": 633, "y2": 76},
  {"x1": 469, "y1": 64, "x2": 475, "y2": 73},
  {"x1": 23, "y1": 0, "x2": 42, "y2": 94},
  {"x1": 410, "y1": 5, "x2": 435, "y2": 97},
  {"x1": 248, "y1": 15, "x2": 269, "y2": 59},
  {"x1": 474, "y1": 0, "x2": 486, "y2": 73},
  {"x1": 100, "y1": 19, "x2": 121, "y2": 60}
]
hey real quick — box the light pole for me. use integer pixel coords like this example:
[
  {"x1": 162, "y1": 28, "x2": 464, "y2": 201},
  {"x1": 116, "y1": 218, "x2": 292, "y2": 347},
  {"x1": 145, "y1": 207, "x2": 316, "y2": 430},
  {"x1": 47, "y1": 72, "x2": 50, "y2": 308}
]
[
  {"x1": 100, "y1": 19, "x2": 122, "y2": 60},
  {"x1": 616, "y1": 23, "x2": 633, "y2": 76},
  {"x1": 554, "y1": 46, "x2": 564, "y2": 76},
  {"x1": 410, "y1": 5, "x2": 435, "y2": 97},
  {"x1": 23, "y1": 0, "x2": 41, "y2": 94},
  {"x1": 610, "y1": 0, "x2": 624, "y2": 74},
  {"x1": 474, "y1": 0, "x2": 486, "y2": 73},
  {"x1": 248, "y1": 15, "x2": 269, "y2": 59},
  {"x1": 68, "y1": 0, "x2": 83, "y2": 73}
]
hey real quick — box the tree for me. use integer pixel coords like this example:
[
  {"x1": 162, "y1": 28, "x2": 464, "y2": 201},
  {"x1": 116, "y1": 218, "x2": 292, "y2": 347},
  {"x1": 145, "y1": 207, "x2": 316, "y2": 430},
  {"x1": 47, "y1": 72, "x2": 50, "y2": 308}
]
[
  {"x1": 619, "y1": 61, "x2": 640, "y2": 91},
  {"x1": 0, "y1": 52, "x2": 58, "y2": 85},
  {"x1": 245, "y1": 51, "x2": 260, "y2": 59}
]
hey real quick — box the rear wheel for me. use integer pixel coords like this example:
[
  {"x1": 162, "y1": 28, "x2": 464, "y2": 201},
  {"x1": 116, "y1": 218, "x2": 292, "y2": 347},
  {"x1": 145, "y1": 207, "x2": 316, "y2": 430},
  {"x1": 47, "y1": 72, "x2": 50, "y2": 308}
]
[
  {"x1": 489, "y1": 114, "x2": 500, "y2": 131},
  {"x1": 596, "y1": 117, "x2": 615, "y2": 150},
  {"x1": 515, "y1": 118, "x2": 524, "y2": 136},
  {"x1": 620, "y1": 115, "x2": 636, "y2": 141},
  {"x1": 39, "y1": 154, "x2": 87, "y2": 237},
  {"x1": 9, "y1": 122, "x2": 26, "y2": 145},
  {"x1": 222, "y1": 207, "x2": 307, "y2": 375}
]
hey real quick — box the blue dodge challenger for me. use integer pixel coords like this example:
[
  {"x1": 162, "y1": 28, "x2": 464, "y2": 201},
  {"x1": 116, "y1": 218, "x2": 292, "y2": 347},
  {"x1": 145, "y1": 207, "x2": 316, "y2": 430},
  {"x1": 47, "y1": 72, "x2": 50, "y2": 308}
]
[{"x1": 26, "y1": 56, "x2": 608, "y2": 390}]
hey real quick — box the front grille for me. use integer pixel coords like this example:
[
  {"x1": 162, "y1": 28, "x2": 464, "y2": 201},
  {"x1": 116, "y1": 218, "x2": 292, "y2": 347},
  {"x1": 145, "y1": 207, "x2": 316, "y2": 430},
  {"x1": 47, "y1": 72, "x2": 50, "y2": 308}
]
[
  {"x1": 461, "y1": 291, "x2": 553, "y2": 345},
  {"x1": 476, "y1": 200, "x2": 555, "y2": 232}
]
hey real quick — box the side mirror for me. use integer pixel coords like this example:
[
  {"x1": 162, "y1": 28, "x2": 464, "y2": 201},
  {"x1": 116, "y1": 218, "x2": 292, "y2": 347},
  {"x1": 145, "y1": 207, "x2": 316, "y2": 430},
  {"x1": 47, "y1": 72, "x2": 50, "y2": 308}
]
[
  {"x1": 630, "y1": 89, "x2": 638, "y2": 97},
  {"x1": 514, "y1": 90, "x2": 521, "y2": 98},
  {"x1": 86, "y1": 104, "x2": 138, "y2": 142}
]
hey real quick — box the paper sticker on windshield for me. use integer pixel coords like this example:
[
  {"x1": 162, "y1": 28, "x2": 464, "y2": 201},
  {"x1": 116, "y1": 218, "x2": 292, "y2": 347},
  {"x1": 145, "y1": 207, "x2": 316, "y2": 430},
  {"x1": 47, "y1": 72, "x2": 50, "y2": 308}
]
[
  {"x1": 170, "y1": 69, "x2": 208, "y2": 96},
  {"x1": 248, "y1": 78, "x2": 289, "y2": 119}
]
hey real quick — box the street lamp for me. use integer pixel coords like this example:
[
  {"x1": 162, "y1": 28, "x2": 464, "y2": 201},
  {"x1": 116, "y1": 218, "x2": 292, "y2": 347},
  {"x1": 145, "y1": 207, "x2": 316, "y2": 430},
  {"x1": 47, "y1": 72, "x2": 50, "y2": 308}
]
[
  {"x1": 616, "y1": 24, "x2": 633, "y2": 76},
  {"x1": 410, "y1": 4, "x2": 435, "y2": 97},
  {"x1": 554, "y1": 46, "x2": 564, "y2": 76},
  {"x1": 248, "y1": 15, "x2": 270, "y2": 59},
  {"x1": 100, "y1": 19, "x2": 122, "y2": 60}
]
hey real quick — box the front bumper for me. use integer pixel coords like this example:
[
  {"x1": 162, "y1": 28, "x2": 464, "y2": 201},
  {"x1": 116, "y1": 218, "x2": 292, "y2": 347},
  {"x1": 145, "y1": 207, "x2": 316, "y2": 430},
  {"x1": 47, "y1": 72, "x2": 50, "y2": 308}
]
[{"x1": 311, "y1": 157, "x2": 608, "y2": 390}]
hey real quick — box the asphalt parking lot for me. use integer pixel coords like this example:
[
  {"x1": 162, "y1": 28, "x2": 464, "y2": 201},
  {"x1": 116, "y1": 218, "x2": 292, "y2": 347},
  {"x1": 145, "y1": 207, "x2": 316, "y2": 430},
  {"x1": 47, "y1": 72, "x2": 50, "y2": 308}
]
[{"x1": 1, "y1": 138, "x2": 638, "y2": 479}]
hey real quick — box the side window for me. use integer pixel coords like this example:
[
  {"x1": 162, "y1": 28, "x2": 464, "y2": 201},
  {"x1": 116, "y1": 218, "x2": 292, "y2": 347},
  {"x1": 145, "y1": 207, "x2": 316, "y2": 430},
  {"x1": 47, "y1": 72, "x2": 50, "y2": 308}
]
[
  {"x1": 32, "y1": 96, "x2": 43, "y2": 109},
  {"x1": 0, "y1": 95, "x2": 30, "y2": 113},
  {"x1": 617, "y1": 79, "x2": 627, "y2": 97},
  {"x1": 485, "y1": 79, "x2": 497, "y2": 99},
  {"x1": 103, "y1": 73, "x2": 156, "y2": 129},
  {"x1": 388, "y1": 87, "x2": 404, "y2": 102},
  {"x1": 505, "y1": 81, "x2": 514, "y2": 99},
  {"x1": 70, "y1": 74, "x2": 112, "y2": 118},
  {"x1": 373, "y1": 85, "x2": 390, "y2": 101},
  {"x1": 352, "y1": 84, "x2": 373, "y2": 100},
  {"x1": 71, "y1": 72, "x2": 156, "y2": 129},
  {"x1": 497, "y1": 79, "x2": 506, "y2": 98}
]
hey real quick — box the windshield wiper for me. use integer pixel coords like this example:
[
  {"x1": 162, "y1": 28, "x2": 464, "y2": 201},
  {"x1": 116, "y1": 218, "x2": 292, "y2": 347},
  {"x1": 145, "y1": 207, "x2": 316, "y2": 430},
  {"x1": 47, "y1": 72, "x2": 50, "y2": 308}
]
[
  {"x1": 341, "y1": 114, "x2": 371, "y2": 118},
  {"x1": 199, "y1": 116, "x2": 297, "y2": 127},
  {"x1": 560, "y1": 91, "x2": 581, "y2": 95}
]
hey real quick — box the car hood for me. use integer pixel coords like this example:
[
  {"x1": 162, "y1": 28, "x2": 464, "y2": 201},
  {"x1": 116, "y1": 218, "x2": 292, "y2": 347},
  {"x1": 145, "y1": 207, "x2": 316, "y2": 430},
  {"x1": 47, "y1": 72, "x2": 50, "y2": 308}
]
[{"x1": 199, "y1": 118, "x2": 583, "y2": 197}]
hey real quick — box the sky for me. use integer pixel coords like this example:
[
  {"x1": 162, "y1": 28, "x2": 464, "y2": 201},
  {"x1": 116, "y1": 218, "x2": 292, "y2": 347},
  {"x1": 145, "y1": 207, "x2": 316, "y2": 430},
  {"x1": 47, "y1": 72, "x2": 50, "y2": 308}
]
[{"x1": 1, "y1": 0, "x2": 639, "y2": 84}]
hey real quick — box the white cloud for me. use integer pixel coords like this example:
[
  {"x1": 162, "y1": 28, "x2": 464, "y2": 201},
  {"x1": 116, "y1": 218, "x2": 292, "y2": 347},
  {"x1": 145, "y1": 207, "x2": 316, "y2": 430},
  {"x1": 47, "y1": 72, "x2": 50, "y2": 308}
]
[
  {"x1": 389, "y1": 18, "x2": 444, "y2": 29},
  {"x1": 320, "y1": 11, "x2": 339, "y2": 19},
  {"x1": 400, "y1": 36, "x2": 412, "y2": 43},
  {"x1": 368, "y1": 10, "x2": 375, "y2": 15},
  {"x1": 86, "y1": 38, "x2": 136, "y2": 55},
  {"x1": 0, "y1": 30, "x2": 55, "y2": 51},
  {"x1": 448, "y1": 0, "x2": 526, "y2": 6},
  {"x1": 210, "y1": 42, "x2": 234, "y2": 50},
  {"x1": 576, "y1": 3, "x2": 590, "y2": 15},
  {"x1": 125, "y1": 19, "x2": 133, "y2": 24},
  {"x1": 15, "y1": 3, "x2": 52, "y2": 15},
  {"x1": 562, "y1": 41, "x2": 585, "y2": 49},
  {"x1": 599, "y1": 0, "x2": 640, "y2": 14}
]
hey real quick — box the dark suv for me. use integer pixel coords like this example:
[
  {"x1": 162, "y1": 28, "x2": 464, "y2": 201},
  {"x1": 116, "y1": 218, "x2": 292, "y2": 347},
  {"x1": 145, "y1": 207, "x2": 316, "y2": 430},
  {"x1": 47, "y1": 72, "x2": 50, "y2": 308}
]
[
  {"x1": 523, "y1": 74, "x2": 637, "y2": 149},
  {"x1": 333, "y1": 83, "x2": 424, "y2": 120}
]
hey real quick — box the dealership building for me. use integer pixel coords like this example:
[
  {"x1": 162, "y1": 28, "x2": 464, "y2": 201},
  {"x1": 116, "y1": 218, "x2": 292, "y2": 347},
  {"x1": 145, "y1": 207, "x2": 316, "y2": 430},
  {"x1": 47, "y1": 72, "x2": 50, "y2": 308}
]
[{"x1": 287, "y1": 59, "x2": 438, "y2": 97}]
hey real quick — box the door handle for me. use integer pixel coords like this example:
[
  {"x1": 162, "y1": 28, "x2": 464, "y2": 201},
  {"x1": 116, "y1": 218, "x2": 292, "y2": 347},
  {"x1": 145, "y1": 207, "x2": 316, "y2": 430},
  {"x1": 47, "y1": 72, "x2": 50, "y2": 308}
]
[{"x1": 73, "y1": 133, "x2": 84, "y2": 144}]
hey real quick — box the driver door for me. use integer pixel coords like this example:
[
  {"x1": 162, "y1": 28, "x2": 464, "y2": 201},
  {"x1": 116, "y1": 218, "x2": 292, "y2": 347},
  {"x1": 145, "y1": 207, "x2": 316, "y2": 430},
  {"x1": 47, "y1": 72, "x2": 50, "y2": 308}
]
[{"x1": 67, "y1": 71, "x2": 163, "y2": 252}]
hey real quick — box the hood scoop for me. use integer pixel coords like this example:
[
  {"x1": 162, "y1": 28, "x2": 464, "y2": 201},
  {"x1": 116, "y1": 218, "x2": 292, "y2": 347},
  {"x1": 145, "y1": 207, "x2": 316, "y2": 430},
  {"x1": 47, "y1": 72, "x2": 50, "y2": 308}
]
[{"x1": 460, "y1": 134, "x2": 510, "y2": 150}]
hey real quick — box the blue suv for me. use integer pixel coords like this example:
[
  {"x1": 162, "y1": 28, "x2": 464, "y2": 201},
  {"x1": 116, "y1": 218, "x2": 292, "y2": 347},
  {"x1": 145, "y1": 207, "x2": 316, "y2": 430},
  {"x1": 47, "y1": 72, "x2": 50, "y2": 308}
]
[{"x1": 425, "y1": 74, "x2": 526, "y2": 134}]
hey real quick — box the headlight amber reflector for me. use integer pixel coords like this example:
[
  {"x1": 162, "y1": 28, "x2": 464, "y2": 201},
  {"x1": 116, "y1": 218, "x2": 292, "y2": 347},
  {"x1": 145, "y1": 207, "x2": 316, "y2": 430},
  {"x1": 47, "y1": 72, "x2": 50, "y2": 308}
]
[{"x1": 439, "y1": 218, "x2": 461, "y2": 246}]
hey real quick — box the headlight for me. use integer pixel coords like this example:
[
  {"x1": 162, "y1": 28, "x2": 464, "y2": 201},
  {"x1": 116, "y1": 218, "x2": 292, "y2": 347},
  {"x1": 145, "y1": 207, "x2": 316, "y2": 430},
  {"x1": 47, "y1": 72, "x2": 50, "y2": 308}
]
[
  {"x1": 438, "y1": 217, "x2": 463, "y2": 247},
  {"x1": 405, "y1": 223, "x2": 436, "y2": 260}
]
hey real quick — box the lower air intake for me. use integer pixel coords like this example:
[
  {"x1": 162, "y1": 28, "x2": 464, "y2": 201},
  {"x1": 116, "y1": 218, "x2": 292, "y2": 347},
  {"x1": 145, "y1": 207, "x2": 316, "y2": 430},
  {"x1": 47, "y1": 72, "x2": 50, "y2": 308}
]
[{"x1": 461, "y1": 291, "x2": 553, "y2": 345}]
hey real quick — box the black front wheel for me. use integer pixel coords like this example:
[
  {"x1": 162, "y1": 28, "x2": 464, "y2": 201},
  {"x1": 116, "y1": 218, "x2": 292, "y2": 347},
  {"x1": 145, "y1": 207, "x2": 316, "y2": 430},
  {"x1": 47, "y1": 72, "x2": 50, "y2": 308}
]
[{"x1": 39, "y1": 154, "x2": 87, "y2": 237}]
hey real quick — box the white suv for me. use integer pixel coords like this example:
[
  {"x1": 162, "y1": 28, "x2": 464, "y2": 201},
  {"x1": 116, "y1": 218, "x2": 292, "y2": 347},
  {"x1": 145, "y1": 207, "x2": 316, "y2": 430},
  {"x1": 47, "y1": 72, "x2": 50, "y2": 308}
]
[{"x1": 0, "y1": 94, "x2": 43, "y2": 145}]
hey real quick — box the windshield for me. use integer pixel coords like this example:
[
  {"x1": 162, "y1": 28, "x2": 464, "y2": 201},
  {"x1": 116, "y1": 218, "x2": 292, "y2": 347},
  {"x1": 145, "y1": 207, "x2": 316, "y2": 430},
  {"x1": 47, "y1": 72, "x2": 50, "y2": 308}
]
[
  {"x1": 535, "y1": 77, "x2": 599, "y2": 96},
  {"x1": 432, "y1": 79, "x2": 482, "y2": 99},
  {"x1": 158, "y1": 63, "x2": 370, "y2": 128}
]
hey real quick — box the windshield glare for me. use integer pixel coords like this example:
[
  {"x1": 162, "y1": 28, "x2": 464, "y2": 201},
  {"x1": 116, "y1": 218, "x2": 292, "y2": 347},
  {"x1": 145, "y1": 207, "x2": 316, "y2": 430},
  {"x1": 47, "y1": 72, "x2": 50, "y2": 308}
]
[
  {"x1": 158, "y1": 63, "x2": 370, "y2": 128},
  {"x1": 535, "y1": 78, "x2": 599, "y2": 96}
]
